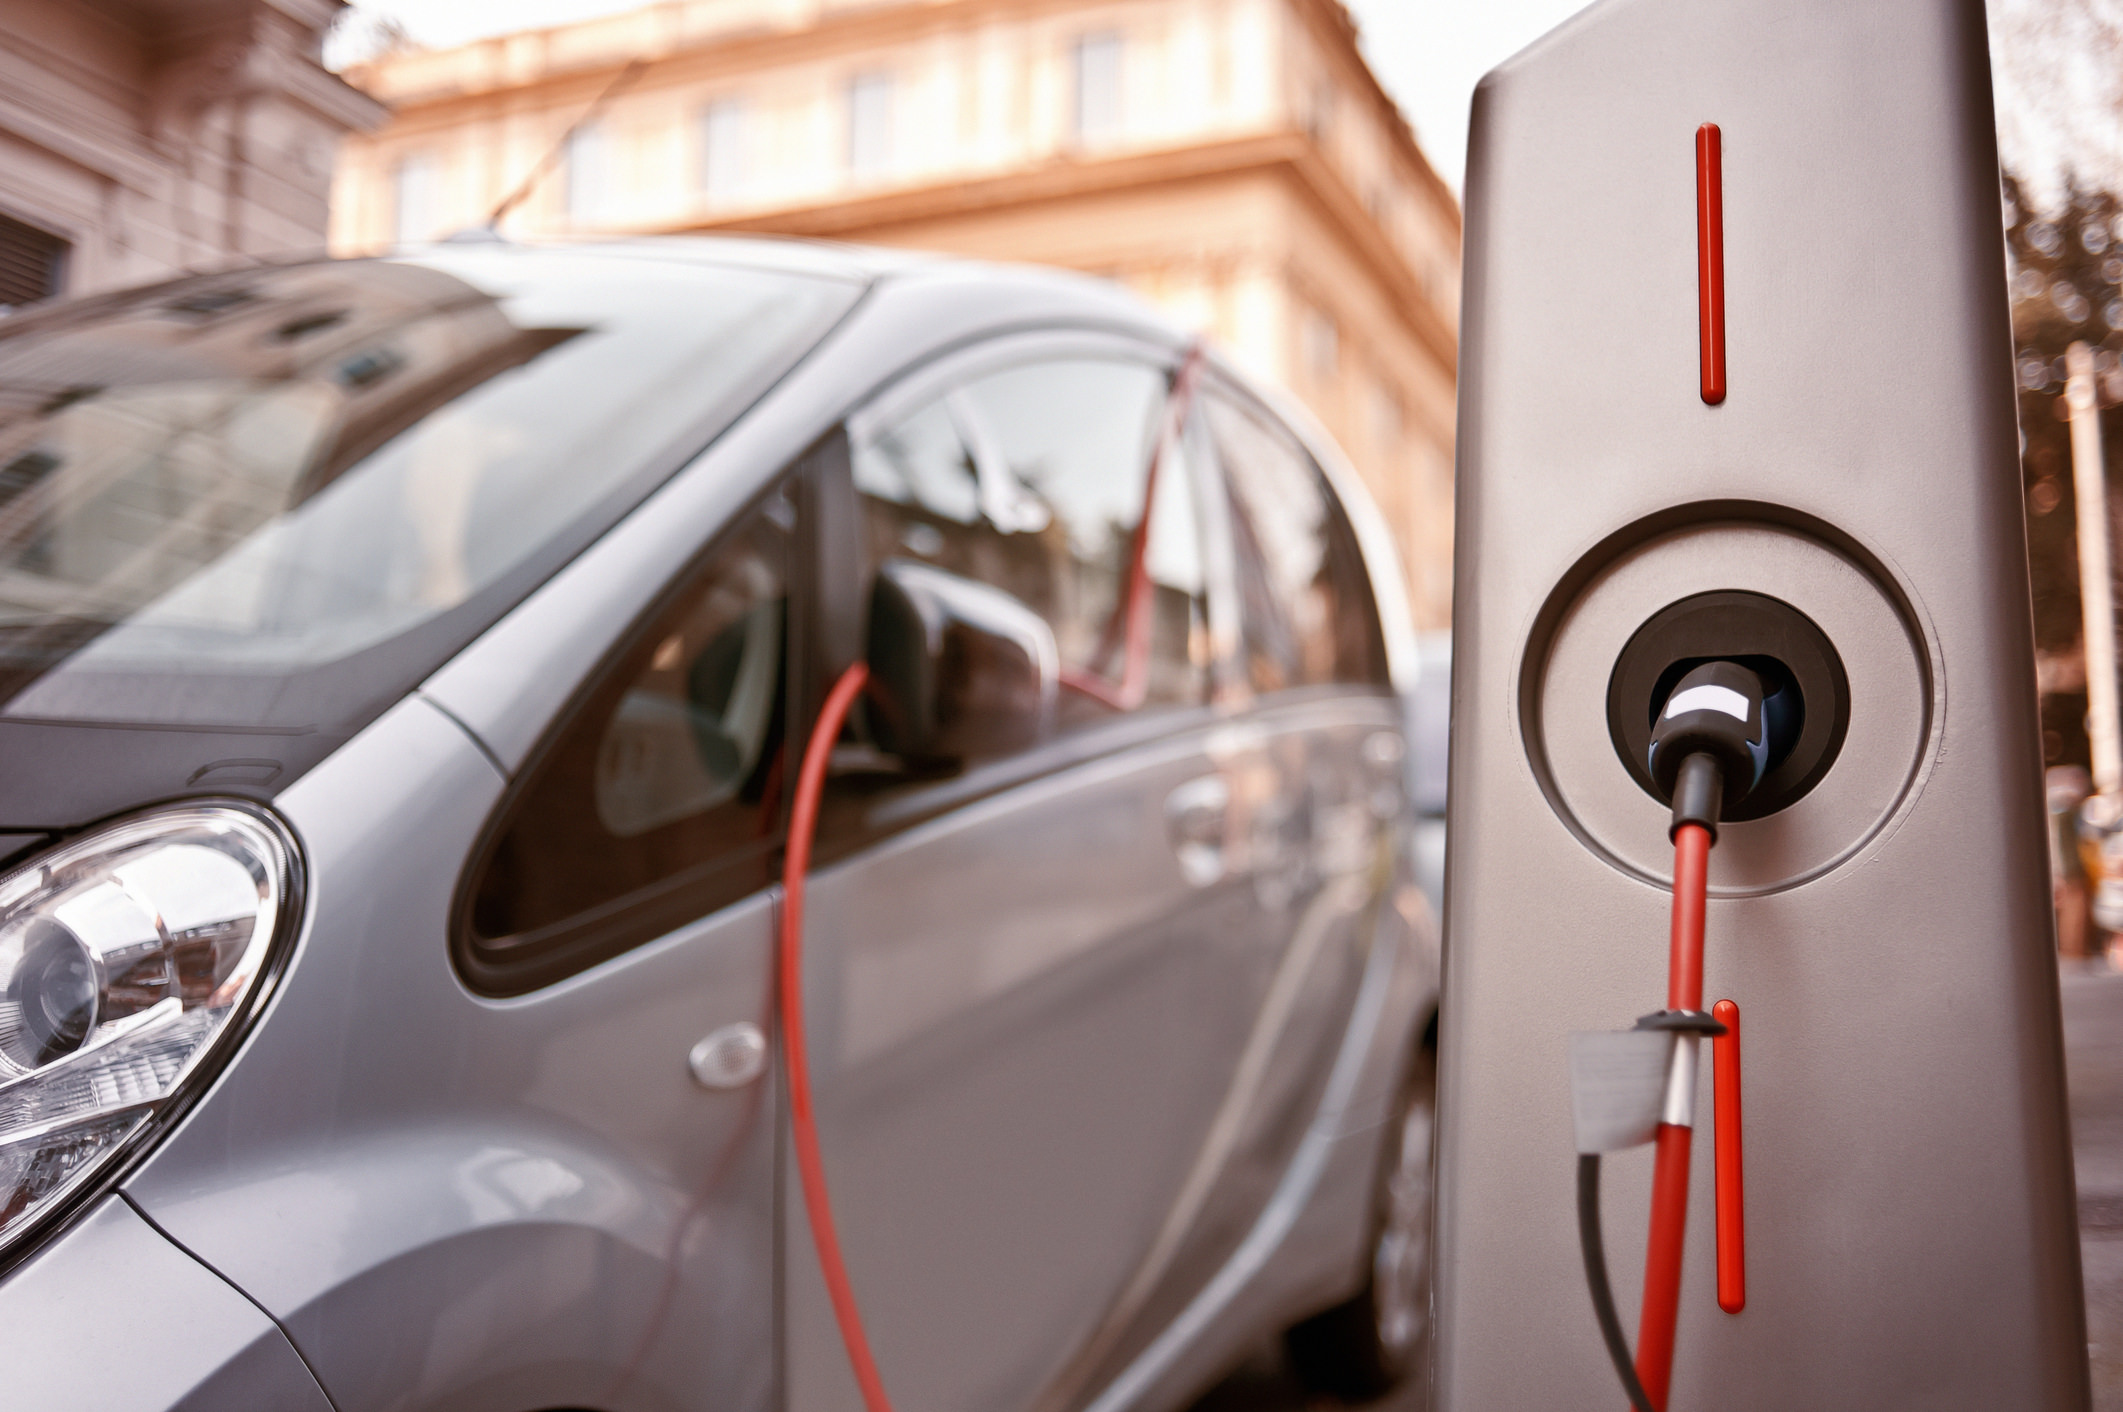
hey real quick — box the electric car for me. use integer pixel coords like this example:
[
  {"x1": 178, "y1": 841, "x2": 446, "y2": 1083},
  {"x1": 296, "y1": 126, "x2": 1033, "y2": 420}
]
[{"x1": 0, "y1": 238, "x2": 1440, "y2": 1412}]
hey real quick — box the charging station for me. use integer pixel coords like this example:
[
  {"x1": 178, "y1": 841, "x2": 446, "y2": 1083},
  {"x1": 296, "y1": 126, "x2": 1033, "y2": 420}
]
[{"x1": 1437, "y1": 0, "x2": 2088, "y2": 1406}]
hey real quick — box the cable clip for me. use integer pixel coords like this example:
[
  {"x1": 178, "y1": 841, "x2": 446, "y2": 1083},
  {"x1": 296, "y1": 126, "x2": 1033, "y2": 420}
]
[{"x1": 1634, "y1": 1008, "x2": 1729, "y2": 1037}]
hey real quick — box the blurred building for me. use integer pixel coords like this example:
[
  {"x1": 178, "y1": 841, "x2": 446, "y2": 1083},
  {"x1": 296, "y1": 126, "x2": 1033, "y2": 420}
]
[
  {"x1": 0, "y1": 0, "x2": 383, "y2": 306},
  {"x1": 331, "y1": 0, "x2": 1458, "y2": 628}
]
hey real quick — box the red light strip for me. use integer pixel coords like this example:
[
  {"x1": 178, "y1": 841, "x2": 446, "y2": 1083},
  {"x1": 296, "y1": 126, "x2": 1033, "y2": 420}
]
[
  {"x1": 1697, "y1": 123, "x2": 1726, "y2": 405},
  {"x1": 1713, "y1": 997, "x2": 1746, "y2": 1313}
]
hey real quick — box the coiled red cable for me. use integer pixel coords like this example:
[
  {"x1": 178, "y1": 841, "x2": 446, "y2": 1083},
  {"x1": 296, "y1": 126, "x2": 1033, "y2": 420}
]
[
  {"x1": 1632, "y1": 821, "x2": 1710, "y2": 1410},
  {"x1": 780, "y1": 661, "x2": 896, "y2": 1412}
]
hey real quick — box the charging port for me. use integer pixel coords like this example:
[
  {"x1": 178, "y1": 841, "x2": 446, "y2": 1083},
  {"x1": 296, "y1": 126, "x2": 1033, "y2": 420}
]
[{"x1": 1606, "y1": 591, "x2": 1849, "y2": 822}]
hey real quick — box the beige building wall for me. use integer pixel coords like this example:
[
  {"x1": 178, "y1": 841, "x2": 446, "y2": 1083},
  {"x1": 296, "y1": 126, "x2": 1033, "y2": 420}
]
[
  {"x1": 334, "y1": 0, "x2": 1458, "y2": 629},
  {"x1": 0, "y1": 0, "x2": 382, "y2": 303}
]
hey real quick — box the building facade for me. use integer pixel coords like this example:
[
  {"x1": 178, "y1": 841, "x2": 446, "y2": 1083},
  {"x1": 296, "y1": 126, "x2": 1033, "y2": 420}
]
[
  {"x1": 0, "y1": 0, "x2": 384, "y2": 306},
  {"x1": 333, "y1": 0, "x2": 1458, "y2": 628}
]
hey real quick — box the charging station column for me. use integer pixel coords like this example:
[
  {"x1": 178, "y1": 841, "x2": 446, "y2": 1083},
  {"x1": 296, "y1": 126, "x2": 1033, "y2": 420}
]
[{"x1": 1436, "y1": 0, "x2": 2087, "y2": 1407}]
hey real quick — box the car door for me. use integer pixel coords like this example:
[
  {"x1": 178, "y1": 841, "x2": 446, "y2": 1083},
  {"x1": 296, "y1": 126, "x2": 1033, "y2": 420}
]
[
  {"x1": 784, "y1": 332, "x2": 1293, "y2": 1412},
  {"x1": 1046, "y1": 383, "x2": 1414, "y2": 1399},
  {"x1": 1180, "y1": 377, "x2": 1412, "y2": 1259},
  {"x1": 444, "y1": 478, "x2": 812, "y2": 1412}
]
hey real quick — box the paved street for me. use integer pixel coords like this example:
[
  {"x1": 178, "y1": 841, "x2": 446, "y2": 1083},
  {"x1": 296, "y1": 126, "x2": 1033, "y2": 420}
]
[
  {"x1": 1192, "y1": 962, "x2": 2123, "y2": 1411},
  {"x1": 2066, "y1": 962, "x2": 2123, "y2": 1409}
]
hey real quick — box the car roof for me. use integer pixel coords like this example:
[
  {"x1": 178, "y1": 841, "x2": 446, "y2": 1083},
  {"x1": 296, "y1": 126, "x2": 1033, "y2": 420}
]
[{"x1": 395, "y1": 229, "x2": 1165, "y2": 320}]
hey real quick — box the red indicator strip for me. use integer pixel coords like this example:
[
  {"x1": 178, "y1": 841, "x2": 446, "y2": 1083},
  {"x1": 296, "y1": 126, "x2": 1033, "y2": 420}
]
[
  {"x1": 1712, "y1": 997, "x2": 1745, "y2": 1313},
  {"x1": 1696, "y1": 123, "x2": 1727, "y2": 405}
]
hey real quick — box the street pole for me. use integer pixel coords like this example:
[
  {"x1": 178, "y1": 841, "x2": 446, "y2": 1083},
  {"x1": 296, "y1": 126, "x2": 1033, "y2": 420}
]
[{"x1": 2069, "y1": 339, "x2": 2121, "y2": 797}]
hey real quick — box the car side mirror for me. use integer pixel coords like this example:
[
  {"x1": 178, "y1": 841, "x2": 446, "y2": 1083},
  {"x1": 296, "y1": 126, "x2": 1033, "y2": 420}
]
[{"x1": 864, "y1": 558, "x2": 1058, "y2": 763}]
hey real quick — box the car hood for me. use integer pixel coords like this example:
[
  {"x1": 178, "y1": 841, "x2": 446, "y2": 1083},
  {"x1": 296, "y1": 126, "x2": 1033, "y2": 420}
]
[{"x1": 0, "y1": 714, "x2": 351, "y2": 836}]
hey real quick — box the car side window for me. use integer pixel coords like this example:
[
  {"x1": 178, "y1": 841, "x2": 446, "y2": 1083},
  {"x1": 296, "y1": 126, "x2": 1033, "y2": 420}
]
[
  {"x1": 464, "y1": 496, "x2": 790, "y2": 986},
  {"x1": 1205, "y1": 390, "x2": 1391, "y2": 693},
  {"x1": 853, "y1": 353, "x2": 1209, "y2": 743}
]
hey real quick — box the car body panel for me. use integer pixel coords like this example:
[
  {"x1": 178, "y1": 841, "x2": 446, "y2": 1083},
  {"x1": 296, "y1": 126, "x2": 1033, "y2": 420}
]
[
  {"x1": 1061, "y1": 698, "x2": 1413, "y2": 1394},
  {"x1": 123, "y1": 695, "x2": 782, "y2": 1412},
  {"x1": 0, "y1": 1196, "x2": 332, "y2": 1411},
  {"x1": 782, "y1": 703, "x2": 1391, "y2": 1412},
  {"x1": 1074, "y1": 871, "x2": 1431, "y2": 1412}
]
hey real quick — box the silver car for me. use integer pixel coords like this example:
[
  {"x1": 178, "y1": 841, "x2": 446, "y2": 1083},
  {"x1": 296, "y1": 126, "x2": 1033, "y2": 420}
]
[{"x1": 0, "y1": 238, "x2": 1439, "y2": 1412}]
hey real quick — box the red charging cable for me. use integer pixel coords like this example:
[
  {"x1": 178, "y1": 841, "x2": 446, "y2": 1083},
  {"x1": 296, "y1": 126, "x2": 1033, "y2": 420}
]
[
  {"x1": 780, "y1": 661, "x2": 897, "y2": 1412},
  {"x1": 1632, "y1": 821, "x2": 1710, "y2": 1410},
  {"x1": 1585, "y1": 673, "x2": 1760, "y2": 1410}
]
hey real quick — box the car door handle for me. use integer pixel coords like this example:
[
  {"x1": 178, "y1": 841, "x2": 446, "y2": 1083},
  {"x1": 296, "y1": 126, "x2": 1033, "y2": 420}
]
[{"x1": 1165, "y1": 775, "x2": 1231, "y2": 887}]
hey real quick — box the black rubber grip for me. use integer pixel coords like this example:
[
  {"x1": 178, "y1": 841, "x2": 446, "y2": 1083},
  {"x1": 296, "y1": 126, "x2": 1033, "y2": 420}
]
[{"x1": 1669, "y1": 750, "x2": 1723, "y2": 841}]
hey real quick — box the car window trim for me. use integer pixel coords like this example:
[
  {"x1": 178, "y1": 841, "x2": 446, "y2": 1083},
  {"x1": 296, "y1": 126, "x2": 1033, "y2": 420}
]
[
  {"x1": 846, "y1": 328, "x2": 1240, "y2": 701},
  {"x1": 1198, "y1": 371, "x2": 1396, "y2": 696},
  {"x1": 845, "y1": 326, "x2": 1188, "y2": 446},
  {"x1": 821, "y1": 329, "x2": 1245, "y2": 858}
]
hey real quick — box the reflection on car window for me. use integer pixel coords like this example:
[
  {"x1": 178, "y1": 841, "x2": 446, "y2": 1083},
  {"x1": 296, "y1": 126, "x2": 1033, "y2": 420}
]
[
  {"x1": 0, "y1": 251, "x2": 853, "y2": 727},
  {"x1": 852, "y1": 354, "x2": 1208, "y2": 743},
  {"x1": 862, "y1": 399, "x2": 980, "y2": 527},
  {"x1": 1205, "y1": 391, "x2": 1390, "y2": 692},
  {"x1": 468, "y1": 503, "x2": 788, "y2": 972},
  {"x1": 597, "y1": 582, "x2": 783, "y2": 839}
]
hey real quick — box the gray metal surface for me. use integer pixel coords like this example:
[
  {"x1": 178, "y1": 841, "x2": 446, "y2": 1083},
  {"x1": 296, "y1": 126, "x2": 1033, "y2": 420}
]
[
  {"x1": 1439, "y1": 0, "x2": 2085, "y2": 1406},
  {"x1": 1085, "y1": 877, "x2": 1440, "y2": 1412},
  {"x1": 783, "y1": 698, "x2": 1403, "y2": 1412},
  {"x1": 1536, "y1": 523, "x2": 1929, "y2": 893},
  {"x1": 125, "y1": 695, "x2": 785, "y2": 1412},
  {"x1": 2062, "y1": 965, "x2": 2123, "y2": 1408},
  {"x1": 0, "y1": 1196, "x2": 331, "y2": 1411}
]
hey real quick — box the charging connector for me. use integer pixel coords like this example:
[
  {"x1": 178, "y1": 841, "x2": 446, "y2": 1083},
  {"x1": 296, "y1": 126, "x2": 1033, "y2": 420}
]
[
  {"x1": 1606, "y1": 590, "x2": 1847, "y2": 823},
  {"x1": 1647, "y1": 660, "x2": 1769, "y2": 838}
]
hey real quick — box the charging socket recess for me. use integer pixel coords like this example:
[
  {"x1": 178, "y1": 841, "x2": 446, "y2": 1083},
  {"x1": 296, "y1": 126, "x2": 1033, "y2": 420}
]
[
  {"x1": 1519, "y1": 513, "x2": 1933, "y2": 896},
  {"x1": 1606, "y1": 591, "x2": 1849, "y2": 821}
]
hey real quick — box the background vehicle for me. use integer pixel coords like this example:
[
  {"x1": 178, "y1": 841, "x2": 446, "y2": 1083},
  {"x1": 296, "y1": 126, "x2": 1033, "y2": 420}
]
[{"x1": 0, "y1": 238, "x2": 1439, "y2": 1412}]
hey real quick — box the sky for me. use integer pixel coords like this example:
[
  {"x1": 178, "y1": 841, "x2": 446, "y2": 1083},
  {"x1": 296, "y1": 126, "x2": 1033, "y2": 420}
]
[
  {"x1": 327, "y1": 0, "x2": 1601, "y2": 195},
  {"x1": 1346, "y1": 0, "x2": 1596, "y2": 192}
]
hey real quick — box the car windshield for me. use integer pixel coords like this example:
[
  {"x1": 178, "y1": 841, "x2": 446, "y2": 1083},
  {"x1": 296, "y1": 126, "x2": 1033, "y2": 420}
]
[{"x1": 0, "y1": 246, "x2": 859, "y2": 729}]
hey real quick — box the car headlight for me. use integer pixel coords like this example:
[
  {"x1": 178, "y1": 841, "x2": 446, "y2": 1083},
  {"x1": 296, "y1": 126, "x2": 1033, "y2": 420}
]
[{"x1": 0, "y1": 803, "x2": 298, "y2": 1263}]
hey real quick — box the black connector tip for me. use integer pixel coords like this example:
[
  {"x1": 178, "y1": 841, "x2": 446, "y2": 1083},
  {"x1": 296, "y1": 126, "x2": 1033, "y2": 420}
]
[{"x1": 1669, "y1": 751, "x2": 1723, "y2": 841}]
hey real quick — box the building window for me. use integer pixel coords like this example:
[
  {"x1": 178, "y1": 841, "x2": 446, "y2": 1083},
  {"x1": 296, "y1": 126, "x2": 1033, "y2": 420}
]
[
  {"x1": 700, "y1": 99, "x2": 747, "y2": 203},
  {"x1": 1073, "y1": 33, "x2": 1123, "y2": 144},
  {"x1": 1301, "y1": 305, "x2": 1338, "y2": 383},
  {"x1": 567, "y1": 122, "x2": 611, "y2": 225},
  {"x1": 392, "y1": 151, "x2": 439, "y2": 245},
  {"x1": 0, "y1": 213, "x2": 67, "y2": 310},
  {"x1": 1304, "y1": 79, "x2": 1336, "y2": 143},
  {"x1": 848, "y1": 72, "x2": 894, "y2": 180},
  {"x1": 1369, "y1": 381, "x2": 1404, "y2": 448}
]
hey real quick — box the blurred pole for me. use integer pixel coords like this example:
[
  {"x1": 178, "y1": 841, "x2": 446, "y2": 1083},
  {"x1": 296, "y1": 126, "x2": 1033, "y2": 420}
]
[{"x1": 2069, "y1": 340, "x2": 2121, "y2": 796}]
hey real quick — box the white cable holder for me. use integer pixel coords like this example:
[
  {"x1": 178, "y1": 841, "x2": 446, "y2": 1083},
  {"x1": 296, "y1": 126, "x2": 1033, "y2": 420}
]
[{"x1": 1569, "y1": 1010, "x2": 1727, "y2": 1156}]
